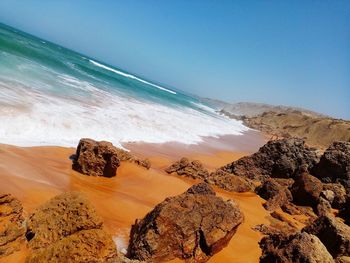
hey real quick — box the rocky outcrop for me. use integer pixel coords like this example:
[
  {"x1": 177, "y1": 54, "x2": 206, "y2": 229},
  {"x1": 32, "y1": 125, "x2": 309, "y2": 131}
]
[
  {"x1": 26, "y1": 192, "x2": 117, "y2": 262},
  {"x1": 303, "y1": 215, "x2": 350, "y2": 259},
  {"x1": 218, "y1": 138, "x2": 319, "y2": 181},
  {"x1": 259, "y1": 232, "x2": 334, "y2": 263},
  {"x1": 312, "y1": 141, "x2": 350, "y2": 187},
  {"x1": 128, "y1": 183, "x2": 243, "y2": 262},
  {"x1": 257, "y1": 179, "x2": 292, "y2": 211},
  {"x1": 291, "y1": 173, "x2": 323, "y2": 207},
  {"x1": 0, "y1": 194, "x2": 25, "y2": 257},
  {"x1": 72, "y1": 138, "x2": 150, "y2": 177},
  {"x1": 165, "y1": 157, "x2": 209, "y2": 180},
  {"x1": 207, "y1": 170, "x2": 255, "y2": 193}
]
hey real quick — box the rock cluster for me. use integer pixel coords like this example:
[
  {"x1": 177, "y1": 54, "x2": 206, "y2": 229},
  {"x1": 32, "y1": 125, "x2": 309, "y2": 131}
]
[
  {"x1": 0, "y1": 194, "x2": 25, "y2": 257},
  {"x1": 218, "y1": 138, "x2": 320, "y2": 180},
  {"x1": 72, "y1": 138, "x2": 150, "y2": 177},
  {"x1": 128, "y1": 183, "x2": 243, "y2": 262},
  {"x1": 26, "y1": 192, "x2": 118, "y2": 262}
]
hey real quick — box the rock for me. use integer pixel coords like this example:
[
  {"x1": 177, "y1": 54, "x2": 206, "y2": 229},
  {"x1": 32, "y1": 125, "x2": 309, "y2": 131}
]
[
  {"x1": 165, "y1": 157, "x2": 209, "y2": 179},
  {"x1": 0, "y1": 194, "x2": 25, "y2": 257},
  {"x1": 26, "y1": 192, "x2": 103, "y2": 250},
  {"x1": 72, "y1": 138, "x2": 151, "y2": 177},
  {"x1": 303, "y1": 215, "x2": 350, "y2": 258},
  {"x1": 257, "y1": 179, "x2": 292, "y2": 211},
  {"x1": 336, "y1": 256, "x2": 350, "y2": 263},
  {"x1": 312, "y1": 141, "x2": 350, "y2": 187},
  {"x1": 259, "y1": 232, "x2": 334, "y2": 263},
  {"x1": 316, "y1": 197, "x2": 332, "y2": 216},
  {"x1": 218, "y1": 138, "x2": 319, "y2": 181},
  {"x1": 207, "y1": 170, "x2": 255, "y2": 193},
  {"x1": 291, "y1": 173, "x2": 323, "y2": 207},
  {"x1": 323, "y1": 183, "x2": 347, "y2": 209},
  {"x1": 128, "y1": 183, "x2": 243, "y2": 262},
  {"x1": 26, "y1": 229, "x2": 118, "y2": 263}
]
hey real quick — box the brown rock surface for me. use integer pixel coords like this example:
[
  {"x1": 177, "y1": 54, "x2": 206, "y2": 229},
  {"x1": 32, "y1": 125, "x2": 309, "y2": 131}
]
[
  {"x1": 207, "y1": 170, "x2": 255, "y2": 193},
  {"x1": 26, "y1": 192, "x2": 103, "y2": 250},
  {"x1": 303, "y1": 215, "x2": 350, "y2": 258},
  {"x1": 165, "y1": 157, "x2": 209, "y2": 179},
  {"x1": 312, "y1": 141, "x2": 350, "y2": 187},
  {"x1": 291, "y1": 173, "x2": 323, "y2": 206},
  {"x1": 257, "y1": 179, "x2": 292, "y2": 211},
  {"x1": 217, "y1": 138, "x2": 319, "y2": 181},
  {"x1": 26, "y1": 229, "x2": 118, "y2": 263},
  {"x1": 72, "y1": 138, "x2": 150, "y2": 177},
  {"x1": 0, "y1": 194, "x2": 25, "y2": 257},
  {"x1": 128, "y1": 183, "x2": 244, "y2": 262},
  {"x1": 323, "y1": 183, "x2": 347, "y2": 209},
  {"x1": 259, "y1": 232, "x2": 334, "y2": 263}
]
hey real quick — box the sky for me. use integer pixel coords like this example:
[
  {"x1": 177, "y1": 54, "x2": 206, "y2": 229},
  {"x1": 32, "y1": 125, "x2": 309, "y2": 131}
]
[{"x1": 0, "y1": 1, "x2": 349, "y2": 119}]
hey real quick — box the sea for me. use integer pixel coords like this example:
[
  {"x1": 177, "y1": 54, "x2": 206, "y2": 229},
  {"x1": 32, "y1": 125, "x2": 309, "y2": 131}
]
[{"x1": 0, "y1": 23, "x2": 248, "y2": 148}]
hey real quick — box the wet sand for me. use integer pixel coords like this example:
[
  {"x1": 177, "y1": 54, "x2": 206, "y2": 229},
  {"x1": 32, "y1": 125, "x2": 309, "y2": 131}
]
[{"x1": 0, "y1": 132, "x2": 291, "y2": 263}]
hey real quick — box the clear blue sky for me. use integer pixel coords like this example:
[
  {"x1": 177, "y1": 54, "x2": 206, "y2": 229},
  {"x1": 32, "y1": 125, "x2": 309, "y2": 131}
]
[{"x1": 0, "y1": 1, "x2": 349, "y2": 119}]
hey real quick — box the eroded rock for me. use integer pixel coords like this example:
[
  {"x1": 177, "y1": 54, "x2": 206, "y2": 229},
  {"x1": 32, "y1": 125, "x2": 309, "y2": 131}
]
[
  {"x1": 128, "y1": 183, "x2": 243, "y2": 262},
  {"x1": 217, "y1": 138, "x2": 319, "y2": 181},
  {"x1": 165, "y1": 157, "x2": 209, "y2": 180},
  {"x1": 0, "y1": 194, "x2": 25, "y2": 257},
  {"x1": 291, "y1": 173, "x2": 323, "y2": 207},
  {"x1": 303, "y1": 215, "x2": 350, "y2": 258},
  {"x1": 257, "y1": 179, "x2": 292, "y2": 211},
  {"x1": 207, "y1": 170, "x2": 255, "y2": 193},
  {"x1": 259, "y1": 232, "x2": 334, "y2": 263}
]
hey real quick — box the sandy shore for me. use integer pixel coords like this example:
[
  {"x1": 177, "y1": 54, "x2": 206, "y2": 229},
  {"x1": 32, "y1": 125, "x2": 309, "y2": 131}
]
[{"x1": 0, "y1": 131, "x2": 297, "y2": 263}]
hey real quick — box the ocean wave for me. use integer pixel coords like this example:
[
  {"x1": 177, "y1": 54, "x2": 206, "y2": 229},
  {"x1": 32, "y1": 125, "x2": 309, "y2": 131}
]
[{"x1": 89, "y1": 59, "x2": 177, "y2": 95}]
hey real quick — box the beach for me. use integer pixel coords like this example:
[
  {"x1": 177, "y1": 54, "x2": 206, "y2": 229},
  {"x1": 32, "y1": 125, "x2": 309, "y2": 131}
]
[{"x1": 0, "y1": 131, "x2": 310, "y2": 263}]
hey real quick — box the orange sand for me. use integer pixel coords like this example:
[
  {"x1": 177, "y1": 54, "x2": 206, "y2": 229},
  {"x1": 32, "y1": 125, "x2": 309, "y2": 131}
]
[{"x1": 0, "y1": 134, "x2": 288, "y2": 263}]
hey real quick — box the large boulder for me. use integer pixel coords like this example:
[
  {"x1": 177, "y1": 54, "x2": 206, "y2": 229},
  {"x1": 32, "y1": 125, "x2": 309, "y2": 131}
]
[
  {"x1": 303, "y1": 215, "x2": 350, "y2": 258},
  {"x1": 165, "y1": 157, "x2": 209, "y2": 180},
  {"x1": 207, "y1": 170, "x2": 255, "y2": 193},
  {"x1": 218, "y1": 138, "x2": 320, "y2": 181},
  {"x1": 312, "y1": 141, "x2": 350, "y2": 187},
  {"x1": 0, "y1": 194, "x2": 25, "y2": 257},
  {"x1": 26, "y1": 192, "x2": 117, "y2": 262},
  {"x1": 259, "y1": 232, "x2": 334, "y2": 263},
  {"x1": 72, "y1": 138, "x2": 151, "y2": 177},
  {"x1": 291, "y1": 173, "x2": 323, "y2": 207},
  {"x1": 128, "y1": 183, "x2": 243, "y2": 262},
  {"x1": 257, "y1": 179, "x2": 292, "y2": 211}
]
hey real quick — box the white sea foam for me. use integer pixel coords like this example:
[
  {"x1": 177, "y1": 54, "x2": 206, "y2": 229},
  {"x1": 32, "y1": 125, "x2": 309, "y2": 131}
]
[
  {"x1": 89, "y1": 59, "x2": 177, "y2": 95},
  {"x1": 0, "y1": 78, "x2": 248, "y2": 148}
]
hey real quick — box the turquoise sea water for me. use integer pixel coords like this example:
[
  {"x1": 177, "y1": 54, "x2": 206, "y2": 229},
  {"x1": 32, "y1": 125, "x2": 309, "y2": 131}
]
[{"x1": 0, "y1": 23, "x2": 247, "y2": 147}]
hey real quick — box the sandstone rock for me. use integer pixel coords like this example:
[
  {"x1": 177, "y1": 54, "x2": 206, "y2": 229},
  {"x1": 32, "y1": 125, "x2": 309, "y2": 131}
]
[
  {"x1": 257, "y1": 179, "x2": 292, "y2": 211},
  {"x1": 207, "y1": 170, "x2": 255, "y2": 193},
  {"x1": 72, "y1": 138, "x2": 151, "y2": 177},
  {"x1": 165, "y1": 157, "x2": 209, "y2": 180},
  {"x1": 128, "y1": 183, "x2": 243, "y2": 262},
  {"x1": 312, "y1": 141, "x2": 350, "y2": 187},
  {"x1": 259, "y1": 232, "x2": 334, "y2": 263},
  {"x1": 323, "y1": 183, "x2": 347, "y2": 209},
  {"x1": 0, "y1": 194, "x2": 25, "y2": 257},
  {"x1": 218, "y1": 138, "x2": 319, "y2": 181},
  {"x1": 303, "y1": 215, "x2": 350, "y2": 258},
  {"x1": 26, "y1": 229, "x2": 117, "y2": 263},
  {"x1": 26, "y1": 192, "x2": 103, "y2": 250},
  {"x1": 291, "y1": 173, "x2": 323, "y2": 207}
]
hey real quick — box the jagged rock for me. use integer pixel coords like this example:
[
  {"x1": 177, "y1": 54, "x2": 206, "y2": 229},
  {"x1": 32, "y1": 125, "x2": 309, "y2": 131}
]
[
  {"x1": 252, "y1": 224, "x2": 297, "y2": 236},
  {"x1": 207, "y1": 170, "x2": 255, "y2": 192},
  {"x1": 217, "y1": 138, "x2": 319, "y2": 181},
  {"x1": 316, "y1": 197, "x2": 332, "y2": 216},
  {"x1": 303, "y1": 215, "x2": 350, "y2": 258},
  {"x1": 26, "y1": 192, "x2": 103, "y2": 250},
  {"x1": 128, "y1": 183, "x2": 243, "y2": 262},
  {"x1": 291, "y1": 173, "x2": 323, "y2": 207},
  {"x1": 72, "y1": 138, "x2": 150, "y2": 177},
  {"x1": 0, "y1": 194, "x2": 25, "y2": 257},
  {"x1": 259, "y1": 232, "x2": 334, "y2": 263},
  {"x1": 26, "y1": 229, "x2": 117, "y2": 263},
  {"x1": 165, "y1": 157, "x2": 209, "y2": 180},
  {"x1": 323, "y1": 183, "x2": 347, "y2": 209},
  {"x1": 257, "y1": 179, "x2": 292, "y2": 211},
  {"x1": 336, "y1": 256, "x2": 350, "y2": 263},
  {"x1": 312, "y1": 141, "x2": 350, "y2": 187}
]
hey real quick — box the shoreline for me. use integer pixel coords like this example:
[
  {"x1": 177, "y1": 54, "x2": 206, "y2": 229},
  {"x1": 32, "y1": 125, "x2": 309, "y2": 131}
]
[{"x1": 0, "y1": 131, "x2": 270, "y2": 262}]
